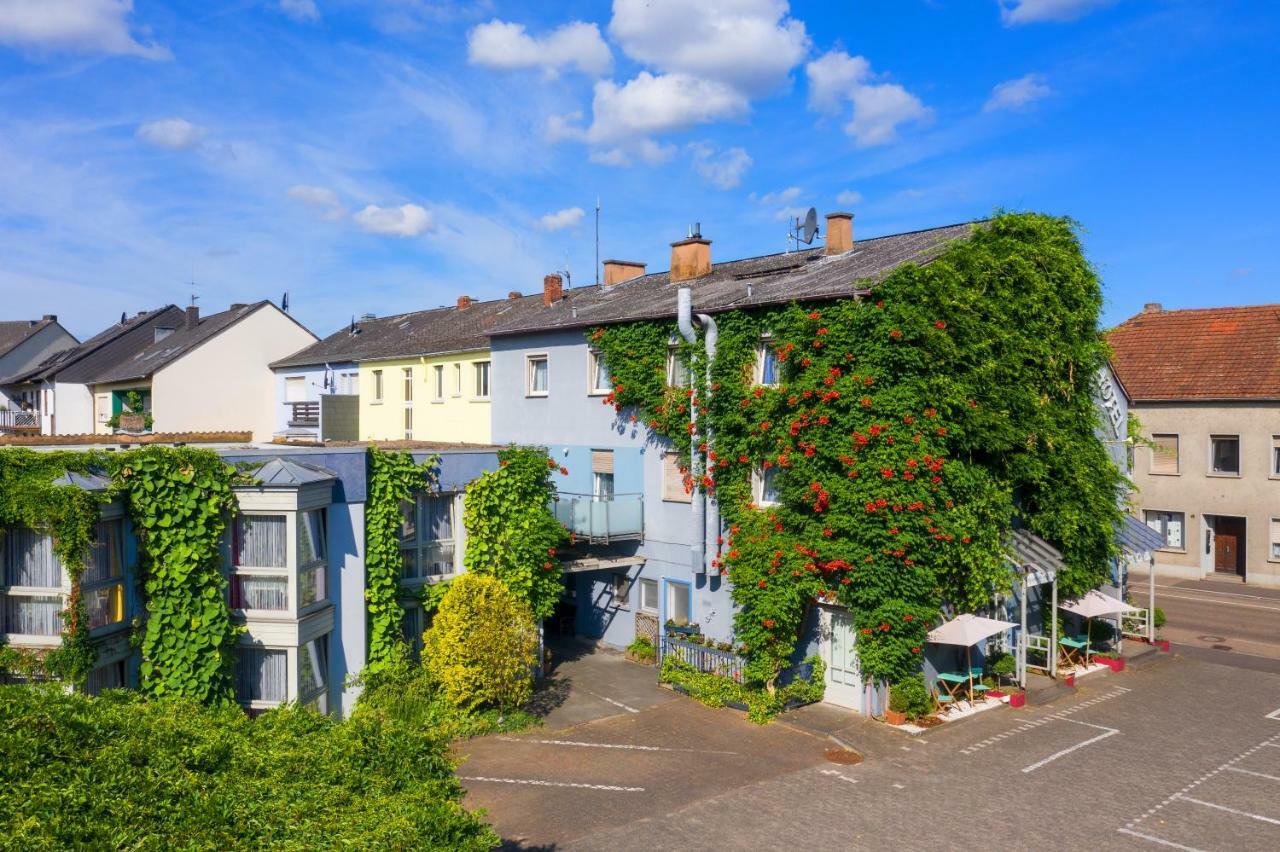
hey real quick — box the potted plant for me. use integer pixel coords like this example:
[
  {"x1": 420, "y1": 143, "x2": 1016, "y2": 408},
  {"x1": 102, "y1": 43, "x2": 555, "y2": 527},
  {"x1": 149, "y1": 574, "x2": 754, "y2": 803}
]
[
  {"x1": 885, "y1": 686, "x2": 909, "y2": 726},
  {"x1": 665, "y1": 619, "x2": 699, "y2": 637},
  {"x1": 626, "y1": 636, "x2": 657, "y2": 665},
  {"x1": 886, "y1": 675, "x2": 931, "y2": 725}
]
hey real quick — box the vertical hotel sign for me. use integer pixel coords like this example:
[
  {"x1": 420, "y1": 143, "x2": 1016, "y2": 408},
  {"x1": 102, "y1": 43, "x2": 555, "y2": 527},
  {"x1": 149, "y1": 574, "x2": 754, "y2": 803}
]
[{"x1": 1094, "y1": 366, "x2": 1126, "y2": 441}]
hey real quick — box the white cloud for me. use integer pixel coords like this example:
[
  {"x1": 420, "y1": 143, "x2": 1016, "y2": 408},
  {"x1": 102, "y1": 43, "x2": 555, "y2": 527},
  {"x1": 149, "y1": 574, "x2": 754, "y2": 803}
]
[
  {"x1": 279, "y1": 0, "x2": 320, "y2": 23},
  {"x1": 754, "y1": 186, "x2": 802, "y2": 205},
  {"x1": 608, "y1": 0, "x2": 808, "y2": 96},
  {"x1": 688, "y1": 142, "x2": 752, "y2": 189},
  {"x1": 999, "y1": 0, "x2": 1116, "y2": 25},
  {"x1": 846, "y1": 83, "x2": 931, "y2": 147},
  {"x1": 354, "y1": 203, "x2": 434, "y2": 237},
  {"x1": 0, "y1": 0, "x2": 170, "y2": 59},
  {"x1": 287, "y1": 184, "x2": 344, "y2": 220},
  {"x1": 587, "y1": 72, "x2": 748, "y2": 146},
  {"x1": 467, "y1": 19, "x2": 612, "y2": 77},
  {"x1": 136, "y1": 117, "x2": 208, "y2": 150},
  {"x1": 984, "y1": 73, "x2": 1052, "y2": 112},
  {"x1": 544, "y1": 111, "x2": 585, "y2": 142},
  {"x1": 588, "y1": 139, "x2": 674, "y2": 167},
  {"x1": 806, "y1": 51, "x2": 931, "y2": 148},
  {"x1": 836, "y1": 190, "x2": 862, "y2": 206},
  {"x1": 538, "y1": 206, "x2": 585, "y2": 231}
]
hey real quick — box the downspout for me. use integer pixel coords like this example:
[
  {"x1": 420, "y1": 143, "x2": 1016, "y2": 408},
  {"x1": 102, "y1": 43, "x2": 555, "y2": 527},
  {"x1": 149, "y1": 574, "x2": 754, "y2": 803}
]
[
  {"x1": 697, "y1": 312, "x2": 719, "y2": 575},
  {"x1": 677, "y1": 288, "x2": 704, "y2": 574}
]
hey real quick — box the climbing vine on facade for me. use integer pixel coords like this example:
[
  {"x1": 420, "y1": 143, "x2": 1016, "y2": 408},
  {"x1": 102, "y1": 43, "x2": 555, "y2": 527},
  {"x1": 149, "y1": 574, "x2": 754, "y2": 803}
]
[
  {"x1": 462, "y1": 445, "x2": 569, "y2": 621},
  {"x1": 590, "y1": 213, "x2": 1126, "y2": 687}
]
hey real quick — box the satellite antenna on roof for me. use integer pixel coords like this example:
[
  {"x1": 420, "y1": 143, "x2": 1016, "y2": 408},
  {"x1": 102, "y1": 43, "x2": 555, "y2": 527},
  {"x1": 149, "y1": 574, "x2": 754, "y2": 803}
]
[{"x1": 787, "y1": 207, "x2": 821, "y2": 253}]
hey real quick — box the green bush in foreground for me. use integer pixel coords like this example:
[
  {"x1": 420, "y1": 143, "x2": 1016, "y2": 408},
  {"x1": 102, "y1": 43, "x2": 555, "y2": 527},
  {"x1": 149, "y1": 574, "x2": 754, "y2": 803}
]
[{"x1": 0, "y1": 685, "x2": 499, "y2": 851}]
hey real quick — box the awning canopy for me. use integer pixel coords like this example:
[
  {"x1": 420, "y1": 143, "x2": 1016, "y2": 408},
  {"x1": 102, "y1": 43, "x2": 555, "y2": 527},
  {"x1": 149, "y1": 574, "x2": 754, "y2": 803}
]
[
  {"x1": 1115, "y1": 514, "x2": 1165, "y2": 558},
  {"x1": 927, "y1": 613, "x2": 1019, "y2": 647},
  {"x1": 1005, "y1": 528, "x2": 1065, "y2": 586},
  {"x1": 1059, "y1": 589, "x2": 1140, "y2": 618}
]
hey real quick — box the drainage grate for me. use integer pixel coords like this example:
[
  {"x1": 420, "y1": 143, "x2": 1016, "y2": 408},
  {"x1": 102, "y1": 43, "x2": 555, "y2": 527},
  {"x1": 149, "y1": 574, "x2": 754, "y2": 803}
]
[{"x1": 824, "y1": 748, "x2": 863, "y2": 765}]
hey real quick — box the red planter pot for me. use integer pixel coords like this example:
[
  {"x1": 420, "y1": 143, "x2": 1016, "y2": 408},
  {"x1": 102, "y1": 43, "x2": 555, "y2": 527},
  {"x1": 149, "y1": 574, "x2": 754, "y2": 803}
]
[
  {"x1": 885, "y1": 709, "x2": 908, "y2": 726},
  {"x1": 1008, "y1": 693, "x2": 1026, "y2": 708},
  {"x1": 1064, "y1": 674, "x2": 1076, "y2": 687},
  {"x1": 1155, "y1": 639, "x2": 1171, "y2": 652},
  {"x1": 987, "y1": 690, "x2": 1006, "y2": 699}
]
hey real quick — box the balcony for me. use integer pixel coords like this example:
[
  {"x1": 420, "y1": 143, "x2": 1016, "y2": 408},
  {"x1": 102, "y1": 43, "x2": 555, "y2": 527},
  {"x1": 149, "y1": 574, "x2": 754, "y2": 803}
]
[
  {"x1": 552, "y1": 492, "x2": 643, "y2": 544},
  {"x1": 285, "y1": 401, "x2": 319, "y2": 429},
  {"x1": 0, "y1": 410, "x2": 39, "y2": 435}
]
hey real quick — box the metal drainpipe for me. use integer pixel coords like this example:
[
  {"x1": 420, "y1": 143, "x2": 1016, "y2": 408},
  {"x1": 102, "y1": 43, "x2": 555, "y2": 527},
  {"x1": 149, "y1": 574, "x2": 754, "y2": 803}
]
[
  {"x1": 697, "y1": 312, "x2": 719, "y2": 575},
  {"x1": 676, "y1": 288, "x2": 704, "y2": 574}
]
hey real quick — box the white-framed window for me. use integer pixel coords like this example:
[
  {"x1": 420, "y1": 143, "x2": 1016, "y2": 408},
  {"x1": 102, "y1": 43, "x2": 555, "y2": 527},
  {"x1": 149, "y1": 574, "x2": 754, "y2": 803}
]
[
  {"x1": 96, "y1": 393, "x2": 110, "y2": 424},
  {"x1": 665, "y1": 580, "x2": 691, "y2": 626},
  {"x1": 83, "y1": 518, "x2": 125, "y2": 631},
  {"x1": 754, "y1": 337, "x2": 779, "y2": 386},
  {"x1": 285, "y1": 376, "x2": 306, "y2": 403},
  {"x1": 403, "y1": 407, "x2": 413, "y2": 441},
  {"x1": 231, "y1": 514, "x2": 288, "y2": 611},
  {"x1": 1, "y1": 526, "x2": 64, "y2": 637},
  {"x1": 666, "y1": 341, "x2": 689, "y2": 387},
  {"x1": 372, "y1": 369, "x2": 384, "y2": 403},
  {"x1": 527, "y1": 354, "x2": 549, "y2": 396},
  {"x1": 1210, "y1": 435, "x2": 1240, "y2": 476},
  {"x1": 588, "y1": 349, "x2": 611, "y2": 395},
  {"x1": 474, "y1": 361, "x2": 491, "y2": 399},
  {"x1": 1150, "y1": 434, "x2": 1179, "y2": 475},
  {"x1": 1144, "y1": 510, "x2": 1185, "y2": 550},
  {"x1": 1270, "y1": 518, "x2": 1280, "y2": 560},
  {"x1": 298, "y1": 509, "x2": 327, "y2": 609},
  {"x1": 1271, "y1": 436, "x2": 1280, "y2": 477},
  {"x1": 235, "y1": 647, "x2": 287, "y2": 705},
  {"x1": 592, "y1": 450, "x2": 615, "y2": 500},
  {"x1": 453, "y1": 363, "x2": 462, "y2": 396},
  {"x1": 433, "y1": 365, "x2": 445, "y2": 401},
  {"x1": 400, "y1": 493, "x2": 458, "y2": 581},
  {"x1": 299, "y1": 634, "x2": 329, "y2": 702},
  {"x1": 661, "y1": 452, "x2": 691, "y2": 503},
  {"x1": 639, "y1": 578, "x2": 658, "y2": 614},
  {"x1": 402, "y1": 368, "x2": 413, "y2": 402},
  {"x1": 612, "y1": 572, "x2": 630, "y2": 609},
  {"x1": 753, "y1": 466, "x2": 780, "y2": 506},
  {"x1": 337, "y1": 371, "x2": 359, "y2": 395}
]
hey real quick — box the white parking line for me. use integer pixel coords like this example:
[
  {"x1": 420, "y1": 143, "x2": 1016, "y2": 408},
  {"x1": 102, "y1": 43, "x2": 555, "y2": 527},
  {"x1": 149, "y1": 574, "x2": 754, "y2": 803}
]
[
  {"x1": 461, "y1": 776, "x2": 645, "y2": 792},
  {"x1": 1115, "y1": 827, "x2": 1205, "y2": 851},
  {"x1": 1155, "y1": 592, "x2": 1280, "y2": 613},
  {"x1": 1266, "y1": 706, "x2": 1280, "y2": 721},
  {"x1": 1223, "y1": 766, "x2": 1280, "y2": 783},
  {"x1": 581, "y1": 689, "x2": 640, "y2": 713},
  {"x1": 1021, "y1": 725, "x2": 1119, "y2": 774},
  {"x1": 1152, "y1": 582, "x2": 1280, "y2": 602},
  {"x1": 1175, "y1": 794, "x2": 1280, "y2": 826},
  {"x1": 958, "y1": 686, "x2": 1131, "y2": 755},
  {"x1": 497, "y1": 736, "x2": 738, "y2": 755},
  {"x1": 819, "y1": 768, "x2": 858, "y2": 785}
]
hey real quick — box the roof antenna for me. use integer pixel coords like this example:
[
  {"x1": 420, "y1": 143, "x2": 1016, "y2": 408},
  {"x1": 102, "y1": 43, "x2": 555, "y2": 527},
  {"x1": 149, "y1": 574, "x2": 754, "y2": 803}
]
[
  {"x1": 786, "y1": 207, "x2": 820, "y2": 253},
  {"x1": 558, "y1": 253, "x2": 572, "y2": 290},
  {"x1": 120, "y1": 311, "x2": 127, "y2": 325},
  {"x1": 282, "y1": 290, "x2": 290, "y2": 313},
  {"x1": 594, "y1": 195, "x2": 601, "y2": 286}
]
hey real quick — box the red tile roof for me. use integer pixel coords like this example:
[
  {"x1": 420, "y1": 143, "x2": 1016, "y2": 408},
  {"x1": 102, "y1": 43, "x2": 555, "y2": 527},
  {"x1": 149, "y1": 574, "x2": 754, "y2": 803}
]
[{"x1": 1108, "y1": 304, "x2": 1280, "y2": 401}]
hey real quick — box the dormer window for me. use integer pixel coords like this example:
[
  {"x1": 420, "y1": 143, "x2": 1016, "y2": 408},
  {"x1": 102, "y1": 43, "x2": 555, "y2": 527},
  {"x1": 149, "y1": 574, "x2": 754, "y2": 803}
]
[
  {"x1": 755, "y1": 336, "x2": 779, "y2": 386},
  {"x1": 153, "y1": 326, "x2": 175, "y2": 343}
]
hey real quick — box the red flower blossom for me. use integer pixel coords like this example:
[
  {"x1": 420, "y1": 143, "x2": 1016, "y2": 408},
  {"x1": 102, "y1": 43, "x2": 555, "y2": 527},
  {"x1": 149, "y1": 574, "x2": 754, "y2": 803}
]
[
  {"x1": 808, "y1": 310, "x2": 821, "y2": 320},
  {"x1": 823, "y1": 528, "x2": 834, "y2": 537},
  {"x1": 757, "y1": 580, "x2": 768, "y2": 588},
  {"x1": 817, "y1": 327, "x2": 828, "y2": 335},
  {"x1": 889, "y1": 329, "x2": 902, "y2": 339},
  {"x1": 935, "y1": 320, "x2": 946, "y2": 329},
  {"x1": 763, "y1": 618, "x2": 776, "y2": 628},
  {"x1": 912, "y1": 647, "x2": 921, "y2": 654},
  {"x1": 559, "y1": 467, "x2": 569, "y2": 475},
  {"x1": 861, "y1": 397, "x2": 873, "y2": 407}
]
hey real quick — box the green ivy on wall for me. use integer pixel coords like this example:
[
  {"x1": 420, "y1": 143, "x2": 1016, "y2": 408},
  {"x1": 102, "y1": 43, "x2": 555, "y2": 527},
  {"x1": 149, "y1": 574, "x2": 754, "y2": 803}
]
[
  {"x1": 365, "y1": 446, "x2": 439, "y2": 670},
  {"x1": 590, "y1": 213, "x2": 1126, "y2": 688},
  {"x1": 462, "y1": 446, "x2": 569, "y2": 621}
]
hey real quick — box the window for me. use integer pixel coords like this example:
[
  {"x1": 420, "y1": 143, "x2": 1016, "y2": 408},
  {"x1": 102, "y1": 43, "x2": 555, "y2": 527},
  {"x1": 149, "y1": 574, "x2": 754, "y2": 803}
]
[
  {"x1": 1150, "y1": 434, "x2": 1179, "y2": 475},
  {"x1": 1210, "y1": 435, "x2": 1240, "y2": 475},
  {"x1": 85, "y1": 660, "x2": 126, "y2": 696},
  {"x1": 474, "y1": 361, "x2": 490, "y2": 399},
  {"x1": 401, "y1": 604, "x2": 425, "y2": 660},
  {"x1": 1144, "y1": 510, "x2": 1185, "y2": 550},
  {"x1": 1272, "y1": 436, "x2": 1280, "y2": 477},
  {"x1": 755, "y1": 338, "x2": 779, "y2": 386},
  {"x1": 588, "y1": 349, "x2": 611, "y2": 394},
  {"x1": 612, "y1": 572, "x2": 630, "y2": 609},
  {"x1": 403, "y1": 368, "x2": 413, "y2": 402},
  {"x1": 753, "y1": 466, "x2": 780, "y2": 506},
  {"x1": 235, "y1": 647, "x2": 287, "y2": 704},
  {"x1": 96, "y1": 394, "x2": 110, "y2": 423},
  {"x1": 337, "y1": 372, "x2": 359, "y2": 395},
  {"x1": 1271, "y1": 519, "x2": 1280, "y2": 560},
  {"x1": 527, "y1": 355, "x2": 549, "y2": 396},
  {"x1": 666, "y1": 581, "x2": 691, "y2": 626},
  {"x1": 298, "y1": 510, "x2": 327, "y2": 609},
  {"x1": 300, "y1": 635, "x2": 329, "y2": 699},
  {"x1": 372, "y1": 369, "x2": 383, "y2": 403},
  {"x1": 400, "y1": 493, "x2": 457, "y2": 581},
  {"x1": 433, "y1": 365, "x2": 445, "y2": 401},
  {"x1": 285, "y1": 376, "x2": 306, "y2": 403},
  {"x1": 403, "y1": 406, "x2": 413, "y2": 440},
  {"x1": 592, "y1": 450, "x2": 614, "y2": 500},
  {"x1": 662, "y1": 452, "x2": 691, "y2": 503},
  {"x1": 231, "y1": 515, "x2": 288, "y2": 611},
  {"x1": 83, "y1": 519, "x2": 125, "y2": 630},
  {"x1": 666, "y1": 342, "x2": 689, "y2": 388},
  {"x1": 453, "y1": 363, "x2": 462, "y2": 396},
  {"x1": 639, "y1": 578, "x2": 658, "y2": 613},
  {"x1": 2, "y1": 526, "x2": 64, "y2": 637}
]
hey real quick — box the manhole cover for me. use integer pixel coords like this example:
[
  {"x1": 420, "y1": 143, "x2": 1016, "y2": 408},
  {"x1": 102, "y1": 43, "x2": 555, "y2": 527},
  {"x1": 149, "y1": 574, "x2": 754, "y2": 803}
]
[
  {"x1": 824, "y1": 748, "x2": 863, "y2": 765},
  {"x1": 1198, "y1": 635, "x2": 1226, "y2": 643}
]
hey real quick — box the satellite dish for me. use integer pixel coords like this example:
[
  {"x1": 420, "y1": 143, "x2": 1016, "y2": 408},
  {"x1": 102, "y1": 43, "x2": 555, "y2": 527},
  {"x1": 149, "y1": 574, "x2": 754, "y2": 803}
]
[{"x1": 799, "y1": 207, "x2": 819, "y2": 245}]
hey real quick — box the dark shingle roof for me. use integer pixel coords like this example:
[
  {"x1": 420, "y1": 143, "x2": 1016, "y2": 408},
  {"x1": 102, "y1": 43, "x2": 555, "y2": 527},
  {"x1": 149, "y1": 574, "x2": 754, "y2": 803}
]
[
  {"x1": 1108, "y1": 304, "x2": 1280, "y2": 401},
  {"x1": 0, "y1": 318, "x2": 60, "y2": 360},
  {"x1": 11, "y1": 306, "x2": 187, "y2": 385},
  {"x1": 486, "y1": 222, "x2": 979, "y2": 337},
  {"x1": 270, "y1": 296, "x2": 548, "y2": 368},
  {"x1": 89, "y1": 302, "x2": 290, "y2": 384}
]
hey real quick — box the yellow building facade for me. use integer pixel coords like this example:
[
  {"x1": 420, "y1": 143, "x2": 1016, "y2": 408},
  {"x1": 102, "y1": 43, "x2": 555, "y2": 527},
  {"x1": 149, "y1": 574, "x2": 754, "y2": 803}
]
[{"x1": 357, "y1": 351, "x2": 492, "y2": 443}]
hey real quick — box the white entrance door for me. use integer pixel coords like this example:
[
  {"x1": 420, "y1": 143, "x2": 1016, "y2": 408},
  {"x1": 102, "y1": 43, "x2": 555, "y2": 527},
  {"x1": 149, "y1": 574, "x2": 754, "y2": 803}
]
[{"x1": 824, "y1": 608, "x2": 863, "y2": 709}]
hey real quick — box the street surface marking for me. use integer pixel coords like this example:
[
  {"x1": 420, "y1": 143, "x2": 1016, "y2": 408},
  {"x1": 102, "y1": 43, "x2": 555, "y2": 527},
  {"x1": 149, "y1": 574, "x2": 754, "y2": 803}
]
[
  {"x1": 1154, "y1": 592, "x2": 1280, "y2": 613},
  {"x1": 1266, "y1": 706, "x2": 1280, "y2": 721},
  {"x1": 1175, "y1": 794, "x2": 1280, "y2": 825},
  {"x1": 1223, "y1": 766, "x2": 1280, "y2": 783},
  {"x1": 1152, "y1": 582, "x2": 1280, "y2": 602},
  {"x1": 461, "y1": 776, "x2": 644, "y2": 792},
  {"x1": 958, "y1": 686, "x2": 1130, "y2": 755},
  {"x1": 581, "y1": 689, "x2": 640, "y2": 713},
  {"x1": 497, "y1": 736, "x2": 738, "y2": 755},
  {"x1": 1115, "y1": 828, "x2": 1205, "y2": 851},
  {"x1": 1021, "y1": 721, "x2": 1119, "y2": 774},
  {"x1": 819, "y1": 768, "x2": 858, "y2": 785}
]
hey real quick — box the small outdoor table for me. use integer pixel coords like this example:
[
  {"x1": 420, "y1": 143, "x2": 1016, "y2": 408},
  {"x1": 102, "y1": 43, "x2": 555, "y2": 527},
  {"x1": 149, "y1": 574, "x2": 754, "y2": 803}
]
[
  {"x1": 936, "y1": 672, "x2": 969, "y2": 706},
  {"x1": 1059, "y1": 636, "x2": 1089, "y2": 669}
]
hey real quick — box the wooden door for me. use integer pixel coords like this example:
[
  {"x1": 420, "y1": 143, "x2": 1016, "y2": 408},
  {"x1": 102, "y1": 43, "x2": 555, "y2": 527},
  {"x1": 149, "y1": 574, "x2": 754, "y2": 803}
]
[
  {"x1": 1214, "y1": 518, "x2": 1245, "y2": 575},
  {"x1": 824, "y1": 609, "x2": 864, "y2": 709}
]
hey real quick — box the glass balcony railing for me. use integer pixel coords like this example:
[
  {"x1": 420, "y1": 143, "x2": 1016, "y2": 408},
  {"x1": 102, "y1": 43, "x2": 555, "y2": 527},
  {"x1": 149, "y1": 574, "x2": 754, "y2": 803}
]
[{"x1": 552, "y1": 493, "x2": 643, "y2": 544}]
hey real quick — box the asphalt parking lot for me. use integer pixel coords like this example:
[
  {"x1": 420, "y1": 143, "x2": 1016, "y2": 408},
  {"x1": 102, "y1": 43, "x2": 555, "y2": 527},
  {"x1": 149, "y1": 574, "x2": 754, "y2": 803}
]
[{"x1": 459, "y1": 645, "x2": 1280, "y2": 851}]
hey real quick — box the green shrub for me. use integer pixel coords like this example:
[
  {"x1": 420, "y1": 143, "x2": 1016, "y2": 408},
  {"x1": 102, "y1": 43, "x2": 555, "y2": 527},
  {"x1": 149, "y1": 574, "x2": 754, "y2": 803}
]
[
  {"x1": 626, "y1": 635, "x2": 657, "y2": 664},
  {"x1": 990, "y1": 651, "x2": 1017, "y2": 679},
  {"x1": 0, "y1": 684, "x2": 499, "y2": 850},
  {"x1": 659, "y1": 655, "x2": 824, "y2": 724},
  {"x1": 890, "y1": 674, "x2": 933, "y2": 720},
  {"x1": 1153, "y1": 606, "x2": 1166, "y2": 630},
  {"x1": 422, "y1": 573, "x2": 540, "y2": 713}
]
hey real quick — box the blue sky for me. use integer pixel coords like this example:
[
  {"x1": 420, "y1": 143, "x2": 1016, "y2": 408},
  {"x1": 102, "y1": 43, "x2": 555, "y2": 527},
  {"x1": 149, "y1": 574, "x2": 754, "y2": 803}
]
[{"x1": 0, "y1": 1, "x2": 1276, "y2": 341}]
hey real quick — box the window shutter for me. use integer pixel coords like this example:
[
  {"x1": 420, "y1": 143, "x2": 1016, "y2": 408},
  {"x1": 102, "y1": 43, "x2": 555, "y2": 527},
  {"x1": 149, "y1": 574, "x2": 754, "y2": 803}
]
[
  {"x1": 1150, "y1": 435, "x2": 1178, "y2": 474},
  {"x1": 662, "y1": 452, "x2": 690, "y2": 503},
  {"x1": 592, "y1": 450, "x2": 614, "y2": 475}
]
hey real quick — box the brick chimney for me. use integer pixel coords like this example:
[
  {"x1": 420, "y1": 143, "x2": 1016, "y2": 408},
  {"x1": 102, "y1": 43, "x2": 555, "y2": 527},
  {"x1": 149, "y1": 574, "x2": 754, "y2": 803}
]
[
  {"x1": 508, "y1": 290, "x2": 522, "y2": 300},
  {"x1": 825, "y1": 212, "x2": 854, "y2": 255},
  {"x1": 670, "y1": 237, "x2": 711, "y2": 282},
  {"x1": 185, "y1": 305, "x2": 200, "y2": 330},
  {"x1": 1143, "y1": 302, "x2": 1163, "y2": 313},
  {"x1": 602, "y1": 259, "x2": 647, "y2": 287},
  {"x1": 543, "y1": 274, "x2": 564, "y2": 307},
  {"x1": 457, "y1": 295, "x2": 474, "y2": 310},
  {"x1": 42, "y1": 314, "x2": 57, "y2": 322}
]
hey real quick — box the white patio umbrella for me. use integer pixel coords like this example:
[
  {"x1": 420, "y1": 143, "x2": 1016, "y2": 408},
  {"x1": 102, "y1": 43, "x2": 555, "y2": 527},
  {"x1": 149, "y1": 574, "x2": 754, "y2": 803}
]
[
  {"x1": 1059, "y1": 590, "x2": 1140, "y2": 657},
  {"x1": 926, "y1": 613, "x2": 1019, "y2": 704}
]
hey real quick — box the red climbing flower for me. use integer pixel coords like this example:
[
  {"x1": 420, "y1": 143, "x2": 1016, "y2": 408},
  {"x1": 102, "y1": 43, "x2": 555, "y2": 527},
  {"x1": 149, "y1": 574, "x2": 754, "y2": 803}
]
[
  {"x1": 889, "y1": 329, "x2": 902, "y2": 339},
  {"x1": 935, "y1": 320, "x2": 946, "y2": 329}
]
